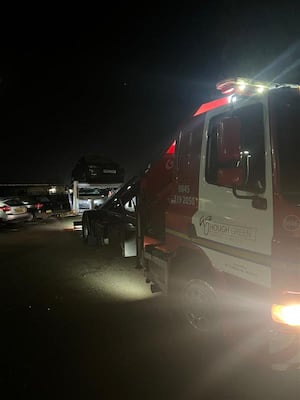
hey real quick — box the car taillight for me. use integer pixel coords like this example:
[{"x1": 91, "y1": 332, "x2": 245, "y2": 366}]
[
  {"x1": 35, "y1": 203, "x2": 43, "y2": 209},
  {"x1": 0, "y1": 205, "x2": 11, "y2": 212}
]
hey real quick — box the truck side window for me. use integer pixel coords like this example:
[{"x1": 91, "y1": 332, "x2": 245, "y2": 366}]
[
  {"x1": 176, "y1": 116, "x2": 204, "y2": 186},
  {"x1": 206, "y1": 103, "x2": 265, "y2": 193}
]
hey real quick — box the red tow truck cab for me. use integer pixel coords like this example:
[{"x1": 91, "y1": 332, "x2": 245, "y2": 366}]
[{"x1": 138, "y1": 77, "x2": 300, "y2": 372}]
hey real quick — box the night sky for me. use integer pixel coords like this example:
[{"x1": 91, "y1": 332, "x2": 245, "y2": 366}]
[{"x1": 1, "y1": 4, "x2": 300, "y2": 184}]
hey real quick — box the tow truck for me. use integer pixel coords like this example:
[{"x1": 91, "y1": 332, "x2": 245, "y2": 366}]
[{"x1": 83, "y1": 77, "x2": 300, "y2": 372}]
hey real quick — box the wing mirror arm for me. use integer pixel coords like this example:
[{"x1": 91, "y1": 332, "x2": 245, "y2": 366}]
[
  {"x1": 232, "y1": 186, "x2": 267, "y2": 210},
  {"x1": 232, "y1": 185, "x2": 255, "y2": 200},
  {"x1": 232, "y1": 152, "x2": 254, "y2": 200}
]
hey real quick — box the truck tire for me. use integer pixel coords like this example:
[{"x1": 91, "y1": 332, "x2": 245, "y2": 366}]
[
  {"x1": 94, "y1": 223, "x2": 109, "y2": 248},
  {"x1": 82, "y1": 214, "x2": 97, "y2": 246},
  {"x1": 169, "y1": 258, "x2": 220, "y2": 339}
]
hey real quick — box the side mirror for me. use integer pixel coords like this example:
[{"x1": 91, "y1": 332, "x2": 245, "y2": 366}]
[{"x1": 217, "y1": 117, "x2": 241, "y2": 164}]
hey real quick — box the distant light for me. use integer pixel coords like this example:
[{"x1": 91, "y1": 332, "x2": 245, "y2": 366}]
[{"x1": 49, "y1": 186, "x2": 57, "y2": 194}]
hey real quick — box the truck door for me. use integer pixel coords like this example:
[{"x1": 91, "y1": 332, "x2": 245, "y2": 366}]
[{"x1": 192, "y1": 100, "x2": 273, "y2": 289}]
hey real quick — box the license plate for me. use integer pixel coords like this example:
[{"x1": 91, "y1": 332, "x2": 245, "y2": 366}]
[
  {"x1": 46, "y1": 209, "x2": 52, "y2": 213},
  {"x1": 15, "y1": 207, "x2": 25, "y2": 213}
]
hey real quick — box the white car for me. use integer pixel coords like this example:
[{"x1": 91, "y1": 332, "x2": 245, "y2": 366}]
[
  {"x1": 0, "y1": 197, "x2": 33, "y2": 225},
  {"x1": 77, "y1": 187, "x2": 113, "y2": 212}
]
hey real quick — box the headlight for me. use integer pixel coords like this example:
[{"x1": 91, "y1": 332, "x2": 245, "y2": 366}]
[{"x1": 272, "y1": 304, "x2": 300, "y2": 326}]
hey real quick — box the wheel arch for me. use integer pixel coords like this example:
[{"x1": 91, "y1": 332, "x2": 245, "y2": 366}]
[{"x1": 170, "y1": 245, "x2": 216, "y2": 283}]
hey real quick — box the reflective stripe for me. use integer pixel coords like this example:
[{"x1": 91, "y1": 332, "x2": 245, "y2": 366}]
[{"x1": 166, "y1": 228, "x2": 271, "y2": 266}]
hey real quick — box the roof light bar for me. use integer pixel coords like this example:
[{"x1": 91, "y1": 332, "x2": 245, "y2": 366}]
[
  {"x1": 193, "y1": 77, "x2": 300, "y2": 118},
  {"x1": 216, "y1": 77, "x2": 275, "y2": 95},
  {"x1": 216, "y1": 77, "x2": 300, "y2": 96}
]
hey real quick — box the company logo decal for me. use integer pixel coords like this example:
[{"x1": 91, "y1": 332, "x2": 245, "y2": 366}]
[{"x1": 199, "y1": 215, "x2": 257, "y2": 241}]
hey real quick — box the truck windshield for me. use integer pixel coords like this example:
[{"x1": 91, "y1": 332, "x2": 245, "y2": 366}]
[{"x1": 272, "y1": 89, "x2": 300, "y2": 201}]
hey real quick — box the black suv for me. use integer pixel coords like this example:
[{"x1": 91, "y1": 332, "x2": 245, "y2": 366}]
[{"x1": 19, "y1": 194, "x2": 70, "y2": 219}]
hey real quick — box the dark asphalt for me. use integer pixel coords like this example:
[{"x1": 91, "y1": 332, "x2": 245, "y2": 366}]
[{"x1": 1, "y1": 218, "x2": 299, "y2": 399}]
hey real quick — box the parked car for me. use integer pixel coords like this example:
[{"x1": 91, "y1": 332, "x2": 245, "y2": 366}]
[
  {"x1": 0, "y1": 197, "x2": 33, "y2": 224},
  {"x1": 77, "y1": 187, "x2": 112, "y2": 212},
  {"x1": 18, "y1": 194, "x2": 70, "y2": 219},
  {"x1": 72, "y1": 155, "x2": 125, "y2": 184},
  {"x1": 16, "y1": 195, "x2": 51, "y2": 219},
  {"x1": 48, "y1": 194, "x2": 71, "y2": 213}
]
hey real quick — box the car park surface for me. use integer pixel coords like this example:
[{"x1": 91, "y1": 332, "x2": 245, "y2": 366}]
[{"x1": 2, "y1": 217, "x2": 300, "y2": 399}]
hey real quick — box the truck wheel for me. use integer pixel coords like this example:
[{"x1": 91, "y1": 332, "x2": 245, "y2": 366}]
[
  {"x1": 95, "y1": 224, "x2": 109, "y2": 248},
  {"x1": 96, "y1": 231, "x2": 107, "y2": 247},
  {"x1": 170, "y1": 262, "x2": 219, "y2": 338},
  {"x1": 82, "y1": 215, "x2": 97, "y2": 246},
  {"x1": 180, "y1": 278, "x2": 217, "y2": 334},
  {"x1": 82, "y1": 221, "x2": 89, "y2": 244},
  {"x1": 96, "y1": 233, "x2": 104, "y2": 247}
]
